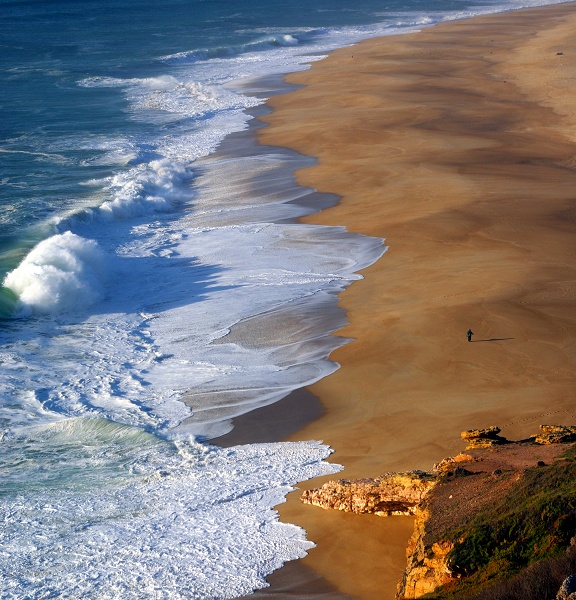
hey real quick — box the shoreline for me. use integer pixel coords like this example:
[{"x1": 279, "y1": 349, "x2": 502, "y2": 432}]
[
  {"x1": 220, "y1": 3, "x2": 576, "y2": 598},
  {"x1": 214, "y1": 388, "x2": 325, "y2": 447}
]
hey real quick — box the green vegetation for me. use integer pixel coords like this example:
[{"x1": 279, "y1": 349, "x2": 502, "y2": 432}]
[{"x1": 423, "y1": 448, "x2": 576, "y2": 598}]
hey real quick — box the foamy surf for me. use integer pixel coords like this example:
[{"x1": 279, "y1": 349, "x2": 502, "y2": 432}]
[{"x1": 0, "y1": 418, "x2": 342, "y2": 600}]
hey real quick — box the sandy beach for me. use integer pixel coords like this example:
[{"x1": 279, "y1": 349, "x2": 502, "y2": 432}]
[{"x1": 220, "y1": 3, "x2": 576, "y2": 598}]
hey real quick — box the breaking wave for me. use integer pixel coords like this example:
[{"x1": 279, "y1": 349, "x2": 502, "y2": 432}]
[
  {"x1": 3, "y1": 232, "x2": 106, "y2": 315},
  {"x1": 160, "y1": 33, "x2": 302, "y2": 64}
]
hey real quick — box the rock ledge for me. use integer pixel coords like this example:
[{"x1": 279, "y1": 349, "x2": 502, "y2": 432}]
[{"x1": 300, "y1": 470, "x2": 435, "y2": 516}]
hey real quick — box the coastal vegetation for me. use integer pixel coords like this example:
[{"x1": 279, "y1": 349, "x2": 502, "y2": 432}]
[
  {"x1": 300, "y1": 427, "x2": 576, "y2": 599},
  {"x1": 421, "y1": 445, "x2": 576, "y2": 598}
]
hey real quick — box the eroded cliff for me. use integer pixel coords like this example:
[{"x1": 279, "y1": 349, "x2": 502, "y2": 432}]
[{"x1": 300, "y1": 426, "x2": 576, "y2": 599}]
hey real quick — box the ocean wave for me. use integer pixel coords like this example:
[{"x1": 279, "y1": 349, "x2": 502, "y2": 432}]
[
  {"x1": 45, "y1": 158, "x2": 192, "y2": 235},
  {"x1": 0, "y1": 154, "x2": 196, "y2": 318},
  {"x1": 95, "y1": 158, "x2": 190, "y2": 220},
  {"x1": 80, "y1": 75, "x2": 259, "y2": 122},
  {"x1": 159, "y1": 33, "x2": 302, "y2": 65},
  {"x1": 3, "y1": 232, "x2": 106, "y2": 315},
  {"x1": 0, "y1": 418, "x2": 342, "y2": 599}
]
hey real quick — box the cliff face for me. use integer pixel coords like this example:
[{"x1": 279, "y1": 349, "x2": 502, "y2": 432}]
[
  {"x1": 398, "y1": 505, "x2": 455, "y2": 598},
  {"x1": 300, "y1": 426, "x2": 576, "y2": 599},
  {"x1": 395, "y1": 452, "x2": 476, "y2": 598},
  {"x1": 299, "y1": 467, "x2": 460, "y2": 598},
  {"x1": 399, "y1": 438, "x2": 576, "y2": 598},
  {"x1": 398, "y1": 437, "x2": 576, "y2": 598}
]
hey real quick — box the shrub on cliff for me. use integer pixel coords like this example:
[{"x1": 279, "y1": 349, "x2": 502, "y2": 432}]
[
  {"x1": 465, "y1": 546, "x2": 576, "y2": 599},
  {"x1": 425, "y1": 449, "x2": 576, "y2": 598}
]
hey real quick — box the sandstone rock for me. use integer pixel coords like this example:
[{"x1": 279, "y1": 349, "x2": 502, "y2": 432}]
[
  {"x1": 461, "y1": 425, "x2": 502, "y2": 440},
  {"x1": 461, "y1": 425, "x2": 509, "y2": 449},
  {"x1": 459, "y1": 424, "x2": 576, "y2": 447},
  {"x1": 300, "y1": 470, "x2": 436, "y2": 517},
  {"x1": 304, "y1": 425, "x2": 576, "y2": 599},
  {"x1": 536, "y1": 425, "x2": 576, "y2": 445},
  {"x1": 397, "y1": 507, "x2": 456, "y2": 599},
  {"x1": 433, "y1": 453, "x2": 475, "y2": 473}
]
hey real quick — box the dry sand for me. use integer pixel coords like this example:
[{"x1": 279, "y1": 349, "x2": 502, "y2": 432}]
[{"x1": 228, "y1": 4, "x2": 576, "y2": 598}]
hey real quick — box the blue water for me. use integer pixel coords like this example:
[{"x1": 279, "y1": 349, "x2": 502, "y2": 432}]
[{"x1": 0, "y1": 0, "x2": 563, "y2": 597}]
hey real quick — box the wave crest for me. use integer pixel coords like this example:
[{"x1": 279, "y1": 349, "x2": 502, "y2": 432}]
[
  {"x1": 3, "y1": 232, "x2": 106, "y2": 315},
  {"x1": 160, "y1": 33, "x2": 301, "y2": 64}
]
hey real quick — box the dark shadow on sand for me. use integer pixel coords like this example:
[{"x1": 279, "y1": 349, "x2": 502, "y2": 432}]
[
  {"x1": 213, "y1": 388, "x2": 324, "y2": 448},
  {"x1": 471, "y1": 338, "x2": 515, "y2": 342}
]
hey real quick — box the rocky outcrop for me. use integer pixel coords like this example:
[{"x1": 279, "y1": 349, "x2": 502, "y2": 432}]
[
  {"x1": 395, "y1": 454, "x2": 481, "y2": 598},
  {"x1": 536, "y1": 425, "x2": 576, "y2": 445},
  {"x1": 398, "y1": 428, "x2": 576, "y2": 598},
  {"x1": 300, "y1": 425, "x2": 576, "y2": 599},
  {"x1": 397, "y1": 506, "x2": 457, "y2": 599},
  {"x1": 433, "y1": 453, "x2": 476, "y2": 473},
  {"x1": 300, "y1": 471, "x2": 435, "y2": 516},
  {"x1": 461, "y1": 425, "x2": 509, "y2": 449},
  {"x1": 460, "y1": 424, "x2": 576, "y2": 448}
]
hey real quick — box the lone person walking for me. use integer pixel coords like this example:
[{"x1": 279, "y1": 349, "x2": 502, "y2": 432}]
[{"x1": 467, "y1": 329, "x2": 474, "y2": 342}]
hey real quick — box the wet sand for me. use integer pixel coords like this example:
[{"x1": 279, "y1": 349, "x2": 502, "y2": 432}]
[
  {"x1": 215, "y1": 388, "x2": 325, "y2": 447},
  {"x1": 221, "y1": 3, "x2": 576, "y2": 598}
]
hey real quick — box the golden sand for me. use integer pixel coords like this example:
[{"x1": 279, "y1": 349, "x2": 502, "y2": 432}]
[{"x1": 251, "y1": 4, "x2": 576, "y2": 598}]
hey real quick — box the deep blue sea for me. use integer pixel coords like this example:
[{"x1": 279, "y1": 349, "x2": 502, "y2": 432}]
[{"x1": 0, "y1": 0, "x2": 563, "y2": 597}]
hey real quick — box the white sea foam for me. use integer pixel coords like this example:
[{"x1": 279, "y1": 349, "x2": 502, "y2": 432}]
[
  {"x1": 0, "y1": 214, "x2": 384, "y2": 436},
  {"x1": 3, "y1": 232, "x2": 106, "y2": 315},
  {"x1": 45, "y1": 135, "x2": 139, "y2": 167},
  {"x1": 97, "y1": 158, "x2": 189, "y2": 219},
  {"x1": 37, "y1": 159, "x2": 194, "y2": 237},
  {"x1": 80, "y1": 74, "x2": 260, "y2": 124},
  {"x1": 0, "y1": 418, "x2": 342, "y2": 599},
  {"x1": 1, "y1": 118, "x2": 385, "y2": 437}
]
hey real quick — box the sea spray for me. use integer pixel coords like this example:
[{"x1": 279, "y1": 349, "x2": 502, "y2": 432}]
[
  {"x1": 96, "y1": 158, "x2": 190, "y2": 220},
  {"x1": 79, "y1": 75, "x2": 258, "y2": 124},
  {"x1": 3, "y1": 232, "x2": 106, "y2": 315}
]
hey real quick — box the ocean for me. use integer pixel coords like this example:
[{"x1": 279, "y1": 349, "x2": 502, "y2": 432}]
[{"x1": 0, "y1": 0, "x2": 563, "y2": 597}]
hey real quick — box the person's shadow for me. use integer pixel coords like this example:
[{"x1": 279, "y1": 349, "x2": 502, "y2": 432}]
[{"x1": 471, "y1": 337, "x2": 515, "y2": 342}]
